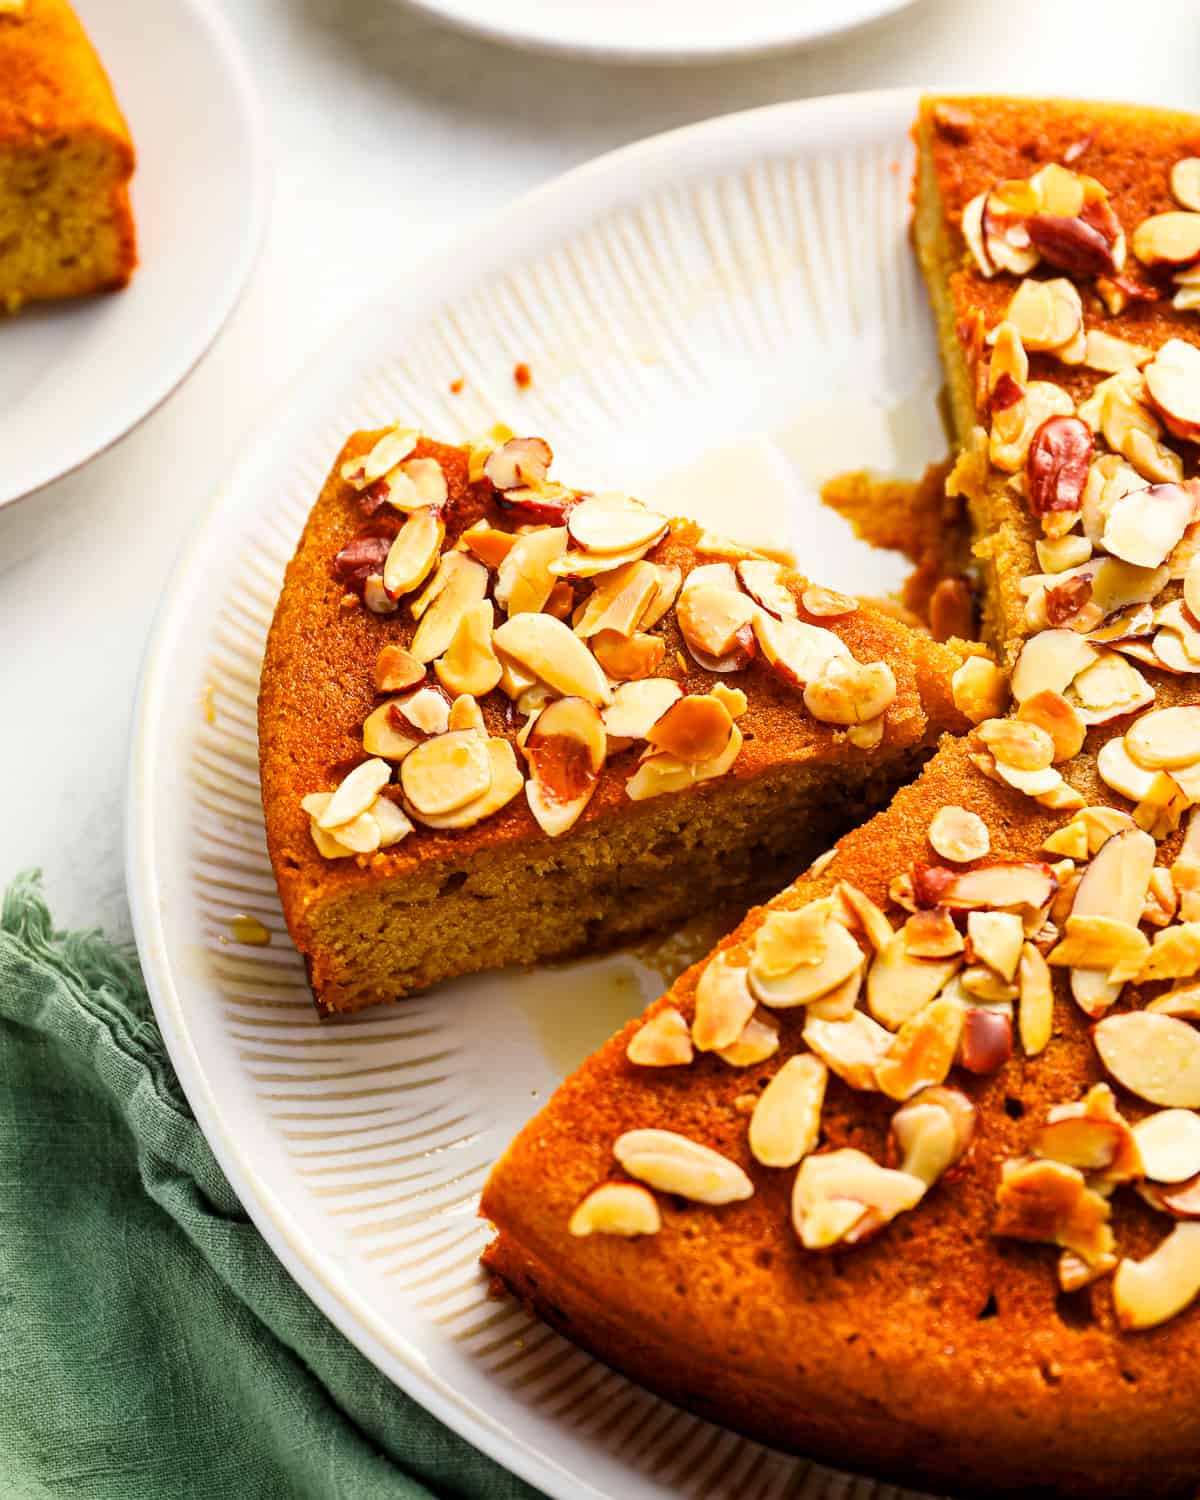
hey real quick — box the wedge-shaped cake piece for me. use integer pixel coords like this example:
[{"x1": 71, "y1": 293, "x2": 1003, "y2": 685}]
[
  {"x1": 483, "y1": 730, "x2": 1200, "y2": 1500},
  {"x1": 0, "y1": 0, "x2": 136, "y2": 313},
  {"x1": 259, "y1": 427, "x2": 975, "y2": 1013}
]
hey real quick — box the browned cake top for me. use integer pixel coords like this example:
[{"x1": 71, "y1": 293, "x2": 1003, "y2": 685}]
[
  {"x1": 260, "y1": 429, "x2": 977, "y2": 933},
  {"x1": 0, "y1": 0, "x2": 133, "y2": 152}
]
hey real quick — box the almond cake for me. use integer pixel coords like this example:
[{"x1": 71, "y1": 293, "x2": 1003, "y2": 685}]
[
  {"x1": 260, "y1": 430, "x2": 978, "y2": 1015},
  {"x1": 477, "y1": 97, "x2": 1200, "y2": 1497},
  {"x1": 0, "y1": 0, "x2": 136, "y2": 315}
]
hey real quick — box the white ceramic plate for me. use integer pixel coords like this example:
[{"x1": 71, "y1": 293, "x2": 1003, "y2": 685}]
[
  {"x1": 128, "y1": 88, "x2": 950, "y2": 1500},
  {"x1": 400, "y1": 0, "x2": 918, "y2": 65},
  {"x1": 0, "y1": 0, "x2": 266, "y2": 509}
]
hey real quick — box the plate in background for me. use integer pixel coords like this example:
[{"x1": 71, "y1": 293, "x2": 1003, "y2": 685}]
[
  {"x1": 0, "y1": 0, "x2": 266, "y2": 509},
  {"x1": 127, "y1": 88, "x2": 949, "y2": 1500},
  {"x1": 398, "y1": 0, "x2": 918, "y2": 65}
]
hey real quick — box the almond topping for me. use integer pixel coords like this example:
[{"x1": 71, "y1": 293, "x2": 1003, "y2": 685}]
[
  {"x1": 374, "y1": 644, "x2": 425, "y2": 694},
  {"x1": 1047, "y1": 914, "x2": 1149, "y2": 980},
  {"x1": 1034, "y1": 1084, "x2": 1142, "y2": 1181},
  {"x1": 1016, "y1": 689, "x2": 1086, "y2": 763},
  {"x1": 362, "y1": 689, "x2": 445, "y2": 760},
  {"x1": 801, "y1": 586, "x2": 857, "y2": 618},
  {"x1": 395, "y1": 725, "x2": 489, "y2": 818},
  {"x1": 569, "y1": 1182, "x2": 661, "y2": 1238},
  {"x1": 1066, "y1": 827, "x2": 1156, "y2": 1016},
  {"x1": 875, "y1": 996, "x2": 966, "y2": 1101},
  {"x1": 889, "y1": 1087, "x2": 976, "y2": 1185},
  {"x1": 613, "y1": 1129, "x2": 753, "y2": 1206},
  {"x1": 484, "y1": 435, "x2": 552, "y2": 491},
  {"x1": 1102, "y1": 481, "x2": 1195, "y2": 570},
  {"x1": 386, "y1": 457, "x2": 448, "y2": 513},
  {"x1": 867, "y1": 932, "x2": 961, "y2": 1030},
  {"x1": 624, "y1": 724, "x2": 742, "y2": 801},
  {"x1": 752, "y1": 612, "x2": 848, "y2": 689},
  {"x1": 716, "y1": 1012, "x2": 781, "y2": 1068},
  {"x1": 901, "y1": 908, "x2": 965, "y2": 960},
  {"x1": 1133, "y1": 1109, "x2": 1200, "y2": 1184},
  {"x1": 834, "y1": 881, "x2": 895, "y2": 955},
  {"x1": 967, "y1": 910, "x2": 1025, "y2": 981},
  {"x1": 410, "y1": 554, "x2": 490, "y2": 664},
  {"x1": 646, "y1": 694, "x2": 734, "y2": 765},
  {"x1": 1171, "y1": 158, "x2": 1200, "y2": 212},
  {"x1": 749, "y1": 904, "x2": 865, "y2": 1009},
  {"x1": 692, "y1": 953, "x2": 756, "y2": 1052},
  {"x1": 602, "y1": 678, "x2": 682, "y2": 743},
  {"x1": 978, "y1": 717, "x2": 1055, "y2": 772},
  {"x1": 572, "y1": 559, "x2": 660, "y2": 640},
  {"x1": 1011, "y1": 629, "x2": 1098, "y2": 703},
  {"x1": 567, "y1": 492, "x2": 668, "y2": 556},
  {"x1": 408, "y1": 736, "x2": 522, "y2": 829},
  {"x1": 435, "y1": 600, "x2": 502, "y2": 699},
  {"x1": 315, "y1": 758, "x2": 391, "y2": 830},
  {"x1": 802, "y1": 1010, "x2": 893, "y2": 1091},
  {"x1": 994, "y1": 1157, "x2": 1114, "y2": 1265},
  {"x1": 749, "y1": 1054, "x2": 827, "y2": 1168},
  {"x1": 676, "y1": 582, "x2": 757, "y2": 661},
  {"x1": 1127, "y1": 705, "x2": 1200, "y2": 772},
  {"x1": 1003, "y1": 276, "x2": 1083, "y2": 352},
  {"x1": 804, "y1": 657, "x2": 897, "y2": 727},
  {"x1": 382, "y1": 509, "x2": 445, "y2": 599},
  {"x1": 1113, "y1": 1224, "x2": 1200, "y2": 1330},
  {"x1": 1017, "y1": 942, "x2": 1054, "y2": 1056},
  {"x1": 523, "y1": 696, "x2": 607, "y2": 836},
  {"x1": 493, "y1": 613, "x2": 612, "y2": 707},
  {"x1": 1133, "y1": 211, "x2": 1200, "y2": 268},
  {"x1": 791, "y1": 1149, "x2": 925, "y2": 1250},
  {"x1": 1139, "y1": 923, "x2": 1200, "y2": 983},
  {"x1": 1095, "y1": 1012, "x2": 1200, "y2": 1108},
  {"x1": 590, "y1": 628, "x2": 665, "y2": 683},
  {"x1": 951, "y1": 655, "x2": 1009, "y2": 725},
  {"x1": 737, "y1": 559, "x2": 797, "y2": 618},
  {"x1": 341, "y1": 427, "x2": 418, "y2": 488},
  {"x1": 494, "y1": 526, "x2": 568, "y2": 617},
  {"x1": 626, "y1": 1007, "x2": 694, "y2": 1068}
]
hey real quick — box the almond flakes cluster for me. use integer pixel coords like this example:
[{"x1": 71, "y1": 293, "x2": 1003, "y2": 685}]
[{"x1": 304, "y1": 430, "x2": 899, "y2": 853}]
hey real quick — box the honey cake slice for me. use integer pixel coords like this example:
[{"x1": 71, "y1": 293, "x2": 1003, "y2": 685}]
[
  {"x1": 0, "y1": 0, "x2": 136, "y2": 314},
  {"x1": 259, "y1": 429, "x2": 979, "y2": 1015},
  {"x1": 481, "y1": 95, "x2": 1200, "y2": 1497}
]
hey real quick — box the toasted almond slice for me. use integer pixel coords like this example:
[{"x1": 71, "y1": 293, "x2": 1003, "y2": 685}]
[
  {"x1": 316, "y1": 758, "x2": 391, "y2": 830},
  {"x1": 493, "y1": 613, "x2": 613, "y2": 707},
  {"x1": 804, "y1": 657, "x2": 897, "y2": 726},
  {"x1": 890, "y1": 1087, "x2": 976, "y2": 1185},
  {"x1": 951, "y1": 655, "x2": 1009, "y2": 725},
  {"x1": 624, "y1": 724, "x2": 742, "y2": 801},
  {"x1": 550, "y1": 539, "x2": 662, "y2": 580},
  {"x1": 646, "y1": 694, "x2": 734, "y2": 765},
  {"x1": 929, "y1": 805, "x2": 990, "y2": 863},
  {"x1": 1037, "y1": 533, "x2": 1094, "y2": 574},
  {"x1": 1113, "y1": 1223, "x2": 1200, "y2": 1330},
  {"x1": 802, "y1": 1010, "x2": 893, "y2": 1091},
  {"x1": 590, "y1": 630, "x2": 664, "y2": 682},
  {"x1": 961, "y1": 192, "x2": 995, "y2": 276},
  {"x1": 1046, "y1": 914, "x2": 1150, "y2": 980},
  {"x1": 524, "y1": 696, "x2": 606, "y2": 837},
  {"x1": 676, "y1": 582, "x2": 757, "y2": 661},
  {"x1": 1152, "y1": 984, "x2": 1200, "y2": 1020},
  {"x1": 692, "y1": 952, "x2": 756, "y2": 1052},
  {"x1": 1184, "y1": 554, "x2": 1200, "y2": 622},
  {"x1": 613, "y1": 1128, "x2": 753, "y2": 1205},
  {"x1": 435, "y1": 599, "x2": 502, "y2": 698},
  {"x1": 1172, "y1": 158, "x2": 1200, "y2": 212},
  {"x1": 1068, "y1": 651, "x2": 1154, "y2": 727},
  {"x1": 569, "y1": 1182, "x2": 660, "y2": 1237},
  {"x1": 362, "y1": 695, "x2": 434, "y2": 760},
  {"x1": 410, "y1": 554, "x2": 490, "y2": 664},
  {"x1": 1102, "y1": 481, "x2": 1195, "y2": 570},
  {"x1": 493, "y1": 526, "x2": 569, "y2": 617},
  {"x1": 1017, "y1": 941, "x2": 1054, "y2": 1055},
  {"x1": 1066, "y1": 827, "x2": 1156, "y2": 1015},
  {"x1": 382, "y1": 509, "x2": 445, "y2": 599},
  {"x1": 447, "y1": 694, "x2": 485, "y2": 733},
  {"x1": 967, "y1": 910, "x2": 1025, "y2": 981},
  {"x1": 736, "y1": 559, "x2": 797, "y2": 618},
  {"x1": 801, "y1": 585, "x2": 857, "y2": 618},
  {"x1": 875, "y1": 995, "x2": 966, "y2": 1101},
  {"x1": 1095, "y1": 1012, "x2": 1200, "y2": 1107},
  {"x1": 1035, "y1": 1084, "x2": 1142, "y2": 1180},
  {"x1": 1083, "y1": 329, "x2": 1153, "y2": 374},
  {"x1": 370, "y1": 794, "x2": 414, "y2": 849},
  {"x1": 994, "y1": 1157, "x2": 1114, "y2": 1265},
  {"x1": 805, "y1": 968, "x2": 862, "y2": 1021},
  {"x1": 833, "y1": 882, "x2": 895, "y2": 955},
  {"x1": 1138, "y1": 923, "x2": 1200, "y2": 983},
  {"x1": 749, "y1": 907, "x2": 864, "y2": 1009},
  {"x1": 303, "y1": 796, "x2": 361, "y2": 858},
  {"x1": 716, "y1": 1011, "x2": 780, "y2": 1067},
  {"x1": 791, "y1": 1148, "x2": 925, "y2": 1250},
  {"x1": 341, "y1": 426, "x2": 419, "y2": 487},
  {"x1": 867, "y1": 931, "x2": 961, "y2": 1030},
  {"x1": 399, "y1": 729, "x2": 492, "y2": 817},
  {"x1": 626, "y1": 1007, "x2": 694, "y2": 1067},
  {"x1": 1011, "y1": 629, "x2": 1098, "y2": 703},
  {"x1": 1016, "y1": 690, "x2": 1086, "y2": 763},
  {"x1": 572, "y1": 559, "x2": 659, "y2": 640},
  {"x1": 1145, "y1": 338, "x2": 1200, "y2": 440},
  {"x1": 978, "y1": 717, "x2": 1055, "y2": 772},
  {"x1": 938, "y1": 860, "x2": 1059, "y2": 913},
  {"x1": 1133, "y1": 211, "x2": 1200, "y2": 268},
  {"x1": 1126, "y1": 705, "x2": 1200, "y2": 772},
  {"x1": 1059, "y1": 1248, "x2": 1119, "y2": 1293},
  {"x1": 1004, "y1": 276, "x2": 1083, "y2": 351},
  {"x1": 460, "y1": 522, "x2": 517, "y2": 570},
  {"x1": 1096, "y1": 735, "x2": 1158, "y2": 803},
  {"x1": 374, "y1": 644, "x2": 425, "y2": 694},
  {"x1": 568, "y1": 493, "x2": 668, "y2": 555},
  {"x1": 1133, "y1": 1109, "x2": 1200, "y2": 1184},
  {"x1": 902, "y1": 908, "x2": 965, "y2": 960},
  {"x1": 602, "y1": 679, "x2": 682, "y2": 743},
  {"x1": 749, "y1": 1054, "x2": 827, "y2": 1168},
  {"x1": 384, "y1": 456, "x2": 448, "y2": 513},
  {"x1": 407, "y1": 737, "x2": 522, "y2": 830},
  {"x1": 484, "y1": 435, "x2": 552, "y2": 491},
  {"x1": 991, "y1": 381, "x2": 1075, "y2": 473},
  {"x1": 752, "y1": 611, "x2": 849, "y2": 691}
]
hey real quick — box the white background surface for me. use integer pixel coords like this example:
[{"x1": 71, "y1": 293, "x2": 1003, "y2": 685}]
[{"x1": 2, "y1": 0, "x2": 1200, "y2": 945}]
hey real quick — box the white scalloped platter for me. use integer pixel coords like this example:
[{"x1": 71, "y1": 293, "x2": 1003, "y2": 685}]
[{"x1": 127, "y1": 89, "x2": 951, "y2": 1500}]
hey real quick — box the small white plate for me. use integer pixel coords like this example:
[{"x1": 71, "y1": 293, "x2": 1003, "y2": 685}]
[
  {"x1": 129, "y1": 89, "x2": 947, "y2": 1500},
  {"x1": 0, "y1": 0, "x2": 266, "y2": 509},
  {"x1": 400, "y1": 0, "x2": 918, "y2": 65}
]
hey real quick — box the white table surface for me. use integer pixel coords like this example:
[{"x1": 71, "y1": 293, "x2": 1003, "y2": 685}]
[{"x1": 2, "y1": 0, "x2": 1199, "y2": 947}]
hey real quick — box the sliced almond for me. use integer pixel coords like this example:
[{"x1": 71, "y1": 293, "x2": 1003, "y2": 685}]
[
  {"x1": 1132, "y1": 1109, "x2": 1200, "y2": 1184},
  {"x1": 991, "y1": 381, "x2": 1075, "y2": 474},
  {"x1": 978, "y1": 717, "x2": 1055, "y2": 773},
  {"x1": 591, "y1": 630, "x2": 665, "y2": 682},
  {"x1": 890, "y1": 1087, "x2": 976, "y2": 1185},
  {"x1": 567, "y1": 493, "x2": 668, "y2": 556},
  {"x1": 1126, "y1": 705, "x2": 1200, "y2": 772},
  {"x1": 568, "y1": 1182, "x2": 661, "y2": 1237},
  {"x1": 494, "y1": 526, "x2": 568, "y2": 617},
  {"x1": 646, "y1": 694, "x2": 734, "y2": 765},
  {"x1": 804, "y1": 657, "x2": 897, "y2": 727},
  {"x1": 1149, "y1": 982, "x2": 1200, "y2": 1020},
  {"x1": 524, "y1": 696, "x2": 606, "y2": 837},
  {"x1": 833, "y1": 882, "x2": 895, "y2": 956},
  {"x1": 410, "y1": 554, "x2": 490, "y2": 664},
  {"x1": 362, "y1": 692, "x2": 443, "y2": 760},
  {"x1": 382, "y1": 508, "x2": 445, "y2": 599},
  {"x1": 1097, "y1": 735, "x2": 1158, "y2": 803},
  {"x1": 435, "y1": 599, "x2": 501, "y2": 698},
  {"x1": 1102, "y1": 482, "x2": 1195, "y2": 571},
  {"x1": 1084, "y1": 329, "x2": 1153, "y2": 374},
  {"x1": 1016, "y1": 690, "x2": 1086, "y2": 763},
  {"x1": 1068, "y1": 651, "x2": 1154, "y2": 727},
  {"x1": 902, "y1": 908, "x2": 965, "y2": 960},
  {"x1": 493, "y1": 613, "x2": 613, "y2": 706},
  {"x1": 951, "y1": 655, "x2": 1009, "y2": 725},
  {"x1": 1133, "y1": 211, "x2": 1200, "y2": 268},
  {"x1": 737, "y1": 558, "x2": 797, "y2": 618},
  {"x1": 676, "y1": 582, "x2": 757, "y2": 661},
  {"x1": 1037, "y1": 533, "x2": 1093, "y2": 575},
  {"x1": 626, "y1": 1007, "x2": 694, "y2": 1067},
  {"x1": 572, "y1": 560, "x2": 660, "y2": 640},
  {"x1": 967, "y1": 910, "x2": 1025, "y2": 982},
  {"x1": 749, "y1": 907, "x2": 865, "y2": 1009},
  {"x1": 929, "y1": 806, "x2": 990, "y2": 864},
  {"x1": 374, "y1": 644, "x2": 425, "y2": 694},
  {"x1": 866, "y1": 931, "x2": 961, "y2": 1030},
  {"x1": 341, "y1": 427, "x2": 418, "y2": 487},
  {"x1": 749, "y1": 1054, "x2": 827, "y2": 1168},
  {"x1": 938, "y1": 860, "x2": 1058, "y2": 913},
  {"x1": 716, "y1": 1011, "x2": 781, "y2": 1068},
  {"x1": 1047, "y1": 914, "x2": 1150, "y2": 981},
  {"x1": 484, "y1": 435, "x2": 552, "y2": 491},
  {"x1": 1172, "y1": 159, "x2": 1200, "y2": 212},
  {"x1": 1004, "y1": 276, "x2": 1083, "y2": 352},
  {"x1": 386, "y1": 456, "x2": 448, "y2": 513},
  {"x1": 1144, "y1": 338, "x2": 1200, "y2": 441},
  {"x1": 1113, "y1": 1223, "x2": 1200, "y2": 1331},
  {"x1": 1095, "y1": 1012, "x2": 1200, "y2": 1107},
  {"x1": 875, "y1": 995, "x2": 966, "y2": 1100},
  {"x1": 752, "y1": 612, "x2": 848, "y2": 690},
  {"x1": 460, "y1": 522, "x2": 517, "y2": 570},
  {"x1": 1139, "y1": 923, "x2": 1200, "y2": 983},
  {"x1": 637, "y1": 563, "x2": 683, "y2": 631},
  {"x1": 994, "y1": 1156, "x2": 1114, "y2": 1265},
  {"x1": 1034, "y1": 1083, "x2": 1142, "y2": 1180},
  {"x1": 315, "y1": 758, "x2": 391, "y2": 831},
  {"x1": 447, "y1": 694, "x2": 485, "y2": 733},
  {"x1": 1066, "y1": 827, "x2": 1156, "y2": 1015},
  {"x1": 409, "y1": 736, "x2": 522, "y2": 829},
  {"x1": 791, "y1": 1148, "x2": 925, "y2": 1250},
  {"x1": 692, "y1": 953, "x2": 756, "y2": 1052},
  {"x1": 1017, "y1": 941, "x2": 1055, "y2": 1055},
  {"x1": 399, "y1": 729, "x2": 492, "y2": 818},
  {"x1": 613, "y1": 1128, "x2": 753, "y2": 1205},
  {"x1": 802, "y1": 1010, "x2": 893, "y2": 1091},
  {"x1": 1011, "y1": 629, "x2": 1098, "y2": 704},
  {"x1": 624, "y1": 724, "x2": 742, "y2": 801},
  {"x1": 602, "y1": 678, "x2": 682, "y2": 743}
]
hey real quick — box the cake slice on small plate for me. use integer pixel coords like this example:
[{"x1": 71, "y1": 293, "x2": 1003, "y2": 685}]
[
  {"x1": 0, "y1": 0, "x2": 136, "y2": 314},
  {"x1": 259, "y1": 428, "x2": 980, "y2": 1015},
  {"x1": 480, "y1": 96, "x2": 1200, "y2": 1498}
]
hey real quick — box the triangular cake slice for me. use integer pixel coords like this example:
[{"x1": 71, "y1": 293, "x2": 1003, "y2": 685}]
[
  {"x1": 260, "y1": 430, "x2": 976, "y2": 1014},
  {"x1": 481, "y1": 97, "x2": 1200, "y2": 1497}
]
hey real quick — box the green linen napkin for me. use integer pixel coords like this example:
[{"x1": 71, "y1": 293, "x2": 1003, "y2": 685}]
[{"x1": 0, "y1": 873, "x2": 542, "y2": 1500}]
